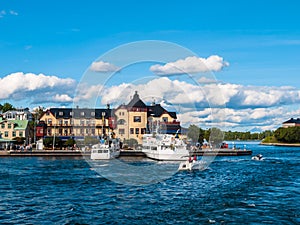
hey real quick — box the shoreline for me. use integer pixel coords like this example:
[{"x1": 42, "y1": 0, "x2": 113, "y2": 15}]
[
  {"x1": 260, "y1": 142, "x2": 300, "y2": 147},
  {"x1": 0, "y1": 149, "x2": 252, "y2": 157}
]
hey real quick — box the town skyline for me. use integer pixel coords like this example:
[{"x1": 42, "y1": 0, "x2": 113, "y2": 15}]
[{"x1": 1, "y1": 0, "x2": 300, "y2": 132}]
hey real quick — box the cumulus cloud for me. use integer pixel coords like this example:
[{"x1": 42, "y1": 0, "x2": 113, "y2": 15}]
[
  {"x1": 9, "y1": 10, "x2": 18, "y2": 16},
  {"x1": 150, "y1": 55, "x2": 229, "y2": 75},
  {"x1": 97, "y1": 77, "x2": 300, "y2": 130},
  {"x1": 0, "y1": 10, "x2": 18, "y2": 18},
  {"x1": 0, "y1": 72, "x2": 76, "y2": 104},
  {"x1": 53, "y1": 94, "x2": 73, "y2": 103},
  {"x1": 90, "y1": 61, "x2": 120, "y2": 72}
]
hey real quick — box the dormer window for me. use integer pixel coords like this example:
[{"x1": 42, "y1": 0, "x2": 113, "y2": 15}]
[
  {"x1": 81, "y1": 112, "x2": 85, "y2": 116},
  {"x1": 59, "y1": 111, "x2": 63, "y2": 116}
]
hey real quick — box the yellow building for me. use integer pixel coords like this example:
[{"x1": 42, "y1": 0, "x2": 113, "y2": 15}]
[
  {"x1": 115, "y1": 91, "x2": 181, "y2": 144},
  {"x1": 38, "y1": 92, "x2": 181, "y2": 146},
  {"x1": 115, "y1": 91, "x2": 147, "y2": 144},
  {"x1": 0, "y1": 118, "x2": 29, "y2": 145},
  {"x1": 39, "y1": 108, "x2": 115, "y2": 140}
]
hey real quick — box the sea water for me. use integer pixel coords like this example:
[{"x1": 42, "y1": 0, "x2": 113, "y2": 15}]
[{"x1": 0, "y1": 142, "x2": 299, "y2": 224}]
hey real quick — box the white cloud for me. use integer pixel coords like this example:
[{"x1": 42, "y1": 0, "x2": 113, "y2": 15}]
[
  {"x1": 90, "y1": 61, "x2": 120, "y2": 72},
  {"x1": 150, "y1": 55, "x2": 229, "y2": 75},
  {"x1": 53, "y1": 94, "x2": 73, "y2": 103},
  {"x1": 0, "y1": 10, "x2": 18, "y2": 18},
  {"x1": 0, "y1": 72, "x2": 76, "y2": 104},
  {"x1": 98, "y1": 77, "x2": 300, "y2": 131},
  {"x1": 198, "y1": 76, "x2": 218, "y2": 84},
  {"x1": 9, "y1": 10, "x2": 18, "y2": 16}
]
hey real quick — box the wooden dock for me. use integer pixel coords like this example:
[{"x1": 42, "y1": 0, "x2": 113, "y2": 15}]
[{"x1": 0, "y1": 149, "x2": 252, "y2": 157}]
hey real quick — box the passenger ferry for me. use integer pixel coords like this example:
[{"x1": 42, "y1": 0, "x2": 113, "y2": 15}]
[
  {"x1": 142, "y1": 132, "x2": 189, "y2": 161},
  {"x1": 90, "y1": 138, "x2": 120, "y2": 160}
]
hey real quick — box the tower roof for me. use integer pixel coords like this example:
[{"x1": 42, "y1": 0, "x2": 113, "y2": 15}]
[{"x1": 126, "y1": 91, "x2": 147, "y2": 108}]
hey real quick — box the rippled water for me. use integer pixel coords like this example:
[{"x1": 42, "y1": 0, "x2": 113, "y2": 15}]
[{"x1": 0, "y1": 142, "x2": 299, "y2": 224}]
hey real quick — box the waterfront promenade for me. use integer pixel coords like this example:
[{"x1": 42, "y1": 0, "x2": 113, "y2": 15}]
[{"x1": 0, "y1": 148, "x2": 252, "y2": 157}]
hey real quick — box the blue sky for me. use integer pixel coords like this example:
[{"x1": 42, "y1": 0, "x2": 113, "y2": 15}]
[{"x1": 1, "y1": 0, "x2": 300, "y2": 131}]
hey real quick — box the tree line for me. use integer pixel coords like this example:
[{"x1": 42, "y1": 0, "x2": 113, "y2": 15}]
[{"x1": 186, "y1": 124, "x2": 274, "y2": 144}]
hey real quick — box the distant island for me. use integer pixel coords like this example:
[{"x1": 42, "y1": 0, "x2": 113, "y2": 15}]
[{"x1": 261, "y1": 118, "x2": 300, "y2": 146}]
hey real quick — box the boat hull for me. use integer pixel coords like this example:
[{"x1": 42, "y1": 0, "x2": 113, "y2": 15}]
[
  {"x1": 91, "y1": 149, "x2": 120, "y2": 160},
  {"x1": 142, "y1": 148, "x2": 189, "y2": 161}
]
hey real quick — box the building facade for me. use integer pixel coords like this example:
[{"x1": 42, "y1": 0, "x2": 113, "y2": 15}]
[
  {"x1": 282, "y1": 118, "x2": 300, "y2": 128},
  {"x1": 37, "y1": 92, "x2": 182, "y2": 145},
  {"x1": 3, "y1": 108, "x2": 32, "y2": 121},
  {"x1": 0, "y1": 118, "x2": 29, "y2": 144},
  {"x1": 39, "y1": 107, "x2": 116, "y2": 141},
  {"x1": 114, "y1": 91, "x2": 181, "y2": 144}
]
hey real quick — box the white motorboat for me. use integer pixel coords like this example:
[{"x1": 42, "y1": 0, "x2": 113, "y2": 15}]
[
  {"x1": 178, "y1": 156, "x2": 208, "y2": 171},
  {"x1": 251, "y1": 154, "x2": 263, "y2": 161},
  {"x1": 90, "y1": 138, "x2": 120, "y2": 160},
  {"x1": 142, "y1": 133, "x2": 189, "y2": 161}
]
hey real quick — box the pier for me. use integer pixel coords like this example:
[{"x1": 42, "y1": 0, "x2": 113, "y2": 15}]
[{"x1": 0, "y1": 149, "x2": 252, "y2": 157}]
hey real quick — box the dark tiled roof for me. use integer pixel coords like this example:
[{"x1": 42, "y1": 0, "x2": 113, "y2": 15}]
[
  {"x1": 126, "y1": 91, "x2": 147, "y2": 108},
  {"x1": 283, "y1": 118, "x2": 300, "y2": 124},
  {"x1": 47, "y1": 108, "x2": 114, "y2": 119},
  {"x1": 147, "y1": 104, "x2": 177, "y2": 119}
]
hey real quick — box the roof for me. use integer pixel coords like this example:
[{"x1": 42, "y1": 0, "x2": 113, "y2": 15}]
[
  {"x1": 46, "y1": 108, "x2": 114, "y2": 119},
  {"x1": 126, "y1": 91, "x2": 147, "y2": 108},
  {"x1": 283, "y1": 118, "x2": 300, "y2": 124},
  {"x1": 13, "y1": 120, "x2": 29, "y2": 130},
  {"x1": 0, "y1": 118, "x2": 28, "y2": 130},
  {"x1": 147, "y1": 104, "x2": 177, "y2": 119}
]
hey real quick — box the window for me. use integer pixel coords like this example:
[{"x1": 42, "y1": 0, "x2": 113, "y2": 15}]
[
  {"x1": 135, "y1": 128, "x2": 139, "y2": 134},
  {"x1": 46, "y1": 111, "x2": 50, "y2": 115},
  {"x1": 1, "y1": 124, "x2": 5, "y2": 128},
  {"x1": 59, "y1": 111, "x2": 63, "y2": 116},
  {"x1": 130, "y1": 128, "x2": 134, "y2": 134},
  {"x1": 4, "y1": 131, "x2": 8, "y2": 137},
  {"x1": 12, "y1": 131, "x2": 16, "y2": 137},
  {"x1": 91, "y1": 111, "x2": 95, "y2": 117},
  {"x1": 86, "y1": 129, "x2": 89, "y2": 134},
  {"x1": 80, "y1": 128, "x2": 84, "y2": 135},
  {"x1": 141, "y1": 128, "x2": 146, "y2": 134},
  {"x1": 47, "y1": 129, "x2": 51, "y2": 135},
  {"x1": 80, "y1": 111, "x2": 85, "y2": 116},
  {"x1": 48, "y1": 119, "x2": 52, "y2": 125},
  {"x1": 119, "y1": 129, "x2": 125, "y2": 135},
  {"x1": 134, "y1": 116, "x2": 141, "y2": 122},
  {"x1": 64, "y1": 120, "x2": 68, "y2": 126},
  {"x1": 8, "y1": 124, "x2": 11, "y2": 129},
  {"x1": 162, "y1": 117, "x2": 168, "y2": 122},
  {"x1": 91, "y1": 129, "x2": 95, "y2": 135},
  {"x1": 19, "y1": 131, "x2": 23, "y2": 137},
  {"x1": 117, "y1": 119, "x2": 126, "y2": 125},
  {"x1": 80, "y1": 120, "x2": 85, "y2": 126},
  {"x1": 70, "y1": 111, "x2": 73, "y2": 116},
  {"x1": 59, "y1": 120, "x2": 63, "y2": 125}
]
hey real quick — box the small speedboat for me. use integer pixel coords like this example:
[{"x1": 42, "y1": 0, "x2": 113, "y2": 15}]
[
  {"x1": 252, "y1": 154, "x2": 263, "y2": 161},
  {"x1": 178, "y1": 157, "x2": 207, "y2": 171}
]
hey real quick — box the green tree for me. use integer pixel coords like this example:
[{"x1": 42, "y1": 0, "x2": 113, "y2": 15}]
[
  {"x1": 1, "y1": 103, "x2": 15, "y2": 113},
  {"x1": 12, "y1": 137, "x2": 26, "y2": 145},
  {"x1": 209, "y1": 127, "x2": 224, "y2": 147},
  {"x1": 187, "y1": 124, "x2": 200, "y2": 143},
  {"x1": 124, "y1": 138, "x2": 138, "y2": 148},
  {"x1": 274, "y1": 127, "x2": 300, "y2": 143},
  {"x1": 43, "y1": 137, "x2": 62, "y2": 149},
  {"x1": 64, "y1": 138, "x2": 76, "y2": 147}
]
